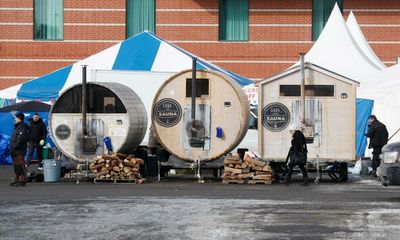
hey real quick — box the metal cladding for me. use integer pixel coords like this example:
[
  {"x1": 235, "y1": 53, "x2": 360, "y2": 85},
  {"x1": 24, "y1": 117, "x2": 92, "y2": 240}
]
[
  {"x1": 49, "y1": 82, "x2": 147, "y2": 162},
  {"x1": 152, "y1": 69, "x2": 250, "y2": 162}
]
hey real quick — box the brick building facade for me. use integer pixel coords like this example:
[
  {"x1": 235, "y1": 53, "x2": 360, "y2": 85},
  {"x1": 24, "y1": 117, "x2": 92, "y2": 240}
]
[{"x1": 1, "y1": 0, "x2": 400, "y2": 90}]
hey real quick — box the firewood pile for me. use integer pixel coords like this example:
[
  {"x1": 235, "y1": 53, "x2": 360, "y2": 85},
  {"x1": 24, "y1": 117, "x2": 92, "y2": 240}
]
[
  {"x1": 89, "y1": 153, "x2": 145, "y2": 183},
  {"x1": 222, "y1": 152, "x2": 273, "y2": 184}
]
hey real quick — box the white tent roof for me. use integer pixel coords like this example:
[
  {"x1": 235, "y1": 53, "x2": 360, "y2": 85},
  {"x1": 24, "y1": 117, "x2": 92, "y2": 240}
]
[
  {"x1": 294, "y1": 3, "x2": 381, "y2": 81},
  {"x1": 346, "y1": 11, "x2": 386, "y2": 70},
  {"x1": 358, "y1": 63, "x2": 400, "y2": 143}
]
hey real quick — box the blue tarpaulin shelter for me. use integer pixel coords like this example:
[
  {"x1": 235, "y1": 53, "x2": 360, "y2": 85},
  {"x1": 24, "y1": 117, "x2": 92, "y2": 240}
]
[
  {"x1": 0, "y1": 102, "x2": 53, "y2": 164},
  {"x1": 356, "y1": 98, "x2": 374, "y2": 157}
]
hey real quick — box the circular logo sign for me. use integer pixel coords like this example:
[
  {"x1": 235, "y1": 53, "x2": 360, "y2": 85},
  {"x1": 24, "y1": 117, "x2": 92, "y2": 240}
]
[
  {"x1": 262, "y1": 103, "x2": 291, "y2": 132},
  {"x1": 153, "y1": 98, "x2": 182, "y2": 128},
  {"x1": 55, "y1": 124, "x2": 71, "y2": 140}
]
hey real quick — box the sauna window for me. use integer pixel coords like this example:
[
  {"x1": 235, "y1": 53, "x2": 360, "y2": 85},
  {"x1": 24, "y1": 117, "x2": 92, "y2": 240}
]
[
  {"x1": 52, "y1": 85, "x2": 127, "y2": 113},
  {"x1": 305, "y1": 85, "x2": 334, "y2": 96},
  {"x1": 280, "y1": 85, "x2": 300, "y2": 96},
  {"x1": 186, "y1": 78, "x2": 209, "y2": 98},
  {"x1": 248, "y1": 107, "x2": 258, "y2": 130}
]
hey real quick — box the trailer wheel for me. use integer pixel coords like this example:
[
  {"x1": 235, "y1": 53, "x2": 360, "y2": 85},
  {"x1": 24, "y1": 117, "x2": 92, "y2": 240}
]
[{"x1": 338, "y1": 162, "x2": 348, "y2": 182}]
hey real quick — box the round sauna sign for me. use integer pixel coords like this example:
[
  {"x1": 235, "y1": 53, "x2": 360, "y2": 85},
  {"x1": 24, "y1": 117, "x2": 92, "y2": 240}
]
[
  {"x1": 262, "y1": 102, "x2": 290, "y2": 132},
  {"x1": 153, "y1": 98, "x2": 182, "y2": 127},
  {"x1": 55, "y1": 124, "x2": 71, "y2": 140}
]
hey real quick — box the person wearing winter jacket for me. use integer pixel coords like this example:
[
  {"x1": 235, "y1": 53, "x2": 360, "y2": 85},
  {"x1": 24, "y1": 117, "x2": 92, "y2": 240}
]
[
  {"x1": 9, "y1": 111, "x2": 30, "y2": 187},
  {"x1": 26, "y1": 113, "x2": 47, "y2": 170},
  {"x1": 284, "y1": 124, "x2": 308, "y2": 186},
  {"x1": 365, "y1": 115, "x2": 389, "y2": 176}
]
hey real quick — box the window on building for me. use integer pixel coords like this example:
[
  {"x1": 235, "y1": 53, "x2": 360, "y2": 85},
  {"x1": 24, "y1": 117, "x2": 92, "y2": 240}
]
[
  {"x1": 312, "y1": 0, "x2": 343, "y2": 41},
  {"x1": 34, "y1": 0, "x2": 63, "y2": 40},
  {"x1": 305, "y1": 85, "x2": 335, "y2": 96},
  {"x1": 219, "y1": 0, "x2": 248, "y2": 41},
  {"x1": 126, "y1": 0, "x2": 155, "y2": 38},
  {"x1": 280, "y1": 85, "x2": 335, "y2": 97},
  {"x1": 186, "y1": 79, "x2": 210, "y2": 98},
  {"x1": 280, "y1": 85, "x2": 300, "y2": 97}
]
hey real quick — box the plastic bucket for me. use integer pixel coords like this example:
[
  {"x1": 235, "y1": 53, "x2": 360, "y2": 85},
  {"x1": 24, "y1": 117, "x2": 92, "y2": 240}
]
[
  {"x1": 43, "y1": 159, "x2": 62, "y2": 182},
  {"x1": 42, "y1": 147, "x2": 49, "y2": 160}
]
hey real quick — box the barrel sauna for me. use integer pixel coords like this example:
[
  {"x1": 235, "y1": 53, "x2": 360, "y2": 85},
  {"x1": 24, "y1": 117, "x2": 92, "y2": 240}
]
[
  {"x1": 152, "y1": 69, "x2": 249, "y2": 161},
  {"x1": 49, "y1": 82, "x2": 147, "y2": 161}
]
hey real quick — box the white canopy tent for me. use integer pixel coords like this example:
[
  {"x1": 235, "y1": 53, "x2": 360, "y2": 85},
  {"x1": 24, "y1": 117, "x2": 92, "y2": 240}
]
[
  {"x1": 358, "y1": 63, "x2": 400, "y2": 143},
  {"x1": 293, "y1": 3, "x2": 382, "y2": 81},
  {"x1": 346, "y1": 11, "x2": 386, "y2": 70}
]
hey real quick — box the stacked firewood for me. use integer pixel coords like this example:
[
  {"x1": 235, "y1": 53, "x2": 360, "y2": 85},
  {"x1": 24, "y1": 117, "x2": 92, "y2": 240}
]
[
  {"x1": 89, "y1": 153, "x2": 145, "y2": 182},
  {"x1": 222, "y1": 152, "x2": 273, "y2": 184}
]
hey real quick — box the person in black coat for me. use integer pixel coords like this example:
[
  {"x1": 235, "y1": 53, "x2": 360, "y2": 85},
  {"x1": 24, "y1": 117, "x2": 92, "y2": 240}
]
[
  {"x1": 284, "y1": 124, "x2": 308, "y2": 186},
  {"x1": 365, "y1": 115, "x2": 388, "y2": 175},
  {"x1": 9, "y1": 111, "x2": 30, "y2": 186},
  {"x1": 26, "y1": 113, "x2": 47, "y2": 170}
]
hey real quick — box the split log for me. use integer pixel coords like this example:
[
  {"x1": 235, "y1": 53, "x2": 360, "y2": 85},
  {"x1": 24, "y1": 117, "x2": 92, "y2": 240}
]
[
  {"x1": 89, "y1": 163, "x2": 105, "y2": 170},
  {"x1": 252, "y1": 159, "x2": 267, "y2": 167},
  {"x1": 235, "y1": 164, "x2": 242, "y2": 169},
  {"x1": 253, "y1": 175, "x2": 272, "y2": 180},
  {"x1": 123, "y1": 159, "x2": 136, "y2": 167},
  {"x1": 112, "y1": 166, "x2": 120, "y2": 172},
  {"x1": 123, "y1": 167, "x2": 131, "y2": 174},
  {"x1": 225, "y1": 167, "x2": 242, "y2": 174},
  {"x1": 224, "y1": 159, "x2": 241, "y2": 165},
  {"x1": 262, "y1": 165, "x2": 272, "y2": 172},
  {"x1": 95, "y1": 169, "x2": 109, "y2": 178},
  {"x1": 134, "y1": 158, "x2": 144, "y2": 165},
  {"x1": 241, "y1": 162, "x2": 248, "y2": 169}
]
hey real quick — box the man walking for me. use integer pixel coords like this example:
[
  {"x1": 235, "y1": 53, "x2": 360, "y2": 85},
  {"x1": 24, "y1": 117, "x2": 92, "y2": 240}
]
[
  {"x1": 365, "y1": 115, "x2": 388, "y2": 176},
  {"x1": 10, "y1": 111, "x2": 30, "y2": 187},
  {"x1": 27, "y1": 113, "x2": 47, "y2": 170}
]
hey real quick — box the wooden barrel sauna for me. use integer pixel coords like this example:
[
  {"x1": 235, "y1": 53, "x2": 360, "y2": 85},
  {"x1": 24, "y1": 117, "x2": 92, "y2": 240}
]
[
  {"x1": 49, "y1": 82, "x2": 147, "y2": 161},
  {"x1": 152, "y1": 69, "x2": 249, "y2": 161}
]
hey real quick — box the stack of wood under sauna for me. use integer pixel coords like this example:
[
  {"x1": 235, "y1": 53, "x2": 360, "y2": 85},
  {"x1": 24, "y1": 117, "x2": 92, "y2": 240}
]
[
  {"x1": 90, "y1": 153, "x2": 145, "y2": 183},
  {"x1": 222, "y1": 153, "x2": 273, "y2": 184}
]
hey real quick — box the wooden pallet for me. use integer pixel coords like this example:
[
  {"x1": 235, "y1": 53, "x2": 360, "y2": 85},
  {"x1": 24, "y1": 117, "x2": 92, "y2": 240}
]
[
  {"x1": 222, "y1": 179, "x2": 245, "y2": 184},
  {"x1": 247, "y1": 180, "x2": 272, "y2": 185},
  {"x1": 94, "y1": 178, "x2": 138, "y2": 184}
]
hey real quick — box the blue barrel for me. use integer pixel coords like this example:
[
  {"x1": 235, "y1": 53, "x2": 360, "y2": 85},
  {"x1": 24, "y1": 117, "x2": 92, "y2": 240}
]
[{"x1": 43, "y1": 159, "x2": 62, "y2": 182}]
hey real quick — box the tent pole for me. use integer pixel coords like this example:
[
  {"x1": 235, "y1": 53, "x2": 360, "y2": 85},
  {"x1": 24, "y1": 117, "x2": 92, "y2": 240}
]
[
  {"x1": 191, "y1": 57, "x2": 197, "y2": 124},
  {"x1": 81, "y1": 65, "x2": 87, "y2": 136},
  {"x1": 300, "y1": 53, "x2": 305, "y2": 126}
]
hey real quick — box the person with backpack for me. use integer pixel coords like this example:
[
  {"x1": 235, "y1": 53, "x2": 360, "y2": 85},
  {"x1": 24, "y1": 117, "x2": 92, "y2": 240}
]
[
  {"x1": 9, "y1": 111, "x2": 30, "y2": 187},
  {"x1": 26, "y1": 113, "x2": 47, "y2": 170}
]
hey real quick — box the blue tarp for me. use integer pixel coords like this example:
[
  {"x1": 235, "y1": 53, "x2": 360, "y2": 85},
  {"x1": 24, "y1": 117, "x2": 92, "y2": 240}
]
[
  {"x1": 356, "y1": 98, "x2": 374, "y2": 157},
  {"x1": 0, "y1": 112, "x2": 54, "y2": 165}
]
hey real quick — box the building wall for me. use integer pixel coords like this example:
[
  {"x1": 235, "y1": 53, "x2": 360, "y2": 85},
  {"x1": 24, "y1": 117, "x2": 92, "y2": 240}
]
[{"x1": 1, "y1": 0, "x2": 400, "y2": 89}]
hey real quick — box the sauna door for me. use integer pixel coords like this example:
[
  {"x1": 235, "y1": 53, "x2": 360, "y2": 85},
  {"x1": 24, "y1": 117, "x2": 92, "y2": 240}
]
[{"x1": 182, "y1": 104, "x2": 211, "y2": 151}]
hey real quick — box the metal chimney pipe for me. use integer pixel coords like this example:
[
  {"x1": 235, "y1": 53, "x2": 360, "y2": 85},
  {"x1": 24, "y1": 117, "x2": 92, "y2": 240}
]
[
  {"x1": 191, "y1": 57, "x2": 197, "y2": 123},
  {"x1": 82, "y1": 65, "x2": 88, "y2": 136},
  {"x1": 300, "y1": 53, "x2": 305, "y2": 125}
]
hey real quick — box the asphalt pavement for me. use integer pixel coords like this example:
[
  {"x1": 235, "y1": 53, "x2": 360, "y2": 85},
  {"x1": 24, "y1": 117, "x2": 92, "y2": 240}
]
[{"x1": 1, "y1": 165, "x2": 400, "y2": 240}]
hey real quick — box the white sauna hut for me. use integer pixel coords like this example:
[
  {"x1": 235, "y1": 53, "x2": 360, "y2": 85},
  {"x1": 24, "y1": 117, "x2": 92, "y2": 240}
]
[
  {"x1": 256, "y1": 62, "x2": 359, "y2": 163},
  {"x1": 151, "y1": 69, "x2": 249, "y2": 162}
]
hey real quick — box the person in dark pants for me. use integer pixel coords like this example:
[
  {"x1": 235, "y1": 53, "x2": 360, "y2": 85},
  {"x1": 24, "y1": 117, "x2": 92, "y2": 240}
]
[
  {"x1": 26, "y1": 113, "x2": 47, "y2": 170},
  {"x1": 284, "y1": 124, "x2": 308, "y2": 186},
  {"x1": 9, "y1": 111, "x2": 30, "y2": 187},
  {"x1": 365, "y1": 115, "x2": 388, "y2": 177}
]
